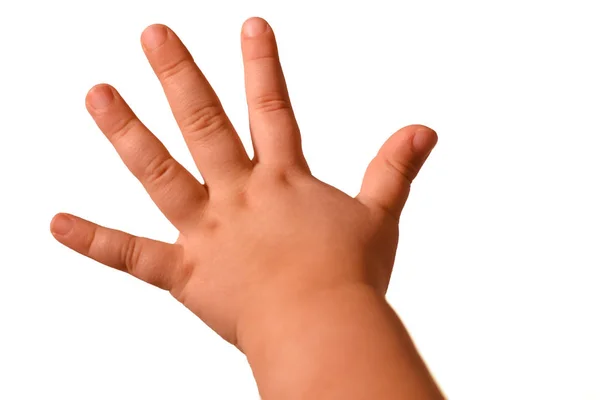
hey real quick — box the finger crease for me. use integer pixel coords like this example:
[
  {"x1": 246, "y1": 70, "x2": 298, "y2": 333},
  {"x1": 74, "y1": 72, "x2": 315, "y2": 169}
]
[
  {"x1": 181, "y1": 104, "x2": 229, "y2": 145},
  {"x1": 110, "y1": 116, "x2": 139, "y2": 143},
  {"x1": 383, "y1": 157, "x2": 415, "y2": 185},
  {"x1": 159, "y1": 57, "x2": 195, "y2": 81}
]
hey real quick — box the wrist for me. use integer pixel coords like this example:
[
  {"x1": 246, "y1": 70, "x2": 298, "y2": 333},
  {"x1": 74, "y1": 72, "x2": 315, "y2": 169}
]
[
  {"x1": 236, "y1": 281, "x2": 381, "y2": 354},
  {"x1": 236, "y1": 280, "x2": 443, "y2": 399}
]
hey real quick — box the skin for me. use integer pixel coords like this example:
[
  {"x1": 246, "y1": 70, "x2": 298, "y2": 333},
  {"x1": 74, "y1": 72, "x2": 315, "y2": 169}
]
[{"x1": 50, "y1": 17, "x2": 444, "y2": 399}]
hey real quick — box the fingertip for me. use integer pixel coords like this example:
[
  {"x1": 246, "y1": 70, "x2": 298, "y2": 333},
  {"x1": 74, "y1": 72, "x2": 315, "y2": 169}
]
[
  {"x1": 411, "y1": 125, "x2": 438, "y2": 156},
  {"x1": 86, "y1": 83, "x2": 115, "y2": 111},
  {"x1": 50, "y1": 213, "x2": 74, "y2": 237},
  {"x1": 141, "y1": 24, "x2": 169, "y2": 51},
  {"x1": 242, "y1": 17, "x2": 270, "y2": 38}
]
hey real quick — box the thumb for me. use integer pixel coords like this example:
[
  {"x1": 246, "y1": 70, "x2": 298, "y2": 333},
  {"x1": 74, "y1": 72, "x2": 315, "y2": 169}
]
[{"x1": 357, "y1": 124, "x2": 438, "y2": 219}]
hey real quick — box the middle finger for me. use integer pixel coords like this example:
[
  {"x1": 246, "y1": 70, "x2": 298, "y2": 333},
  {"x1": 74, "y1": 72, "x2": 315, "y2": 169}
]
[{"x1": 141, "y1": 24, "x2": 252, "y2": 187}]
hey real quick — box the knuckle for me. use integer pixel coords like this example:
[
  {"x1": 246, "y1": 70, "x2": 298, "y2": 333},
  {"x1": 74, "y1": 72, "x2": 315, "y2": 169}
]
[
  {"x1": 143, "y1": 153, "x2": 178, "y2": 187},
  {"x1": 83, "y1": 226, "x2": 99, "y2": 255},
  {"x1": 181, "y1": 103, "x2": 228, "y2": 144},
  {"x1": 169, "y1": 248, "x2": 194, "y2": 300},
  {"x1": 383, "y1": 156, "x2": 417, "y2": 184},
  {"x1": 252, "y1": 92, "x2": 291, "y2": 114},
  {"x1": 109, "y1": 116, "x2": 139, "y2": 143},
  {"x1": 248, "y1": 54, "x2": 278, "y2": 64},
  {"x1": 123, "y1": 236, "x2": 143, "y2": 277},
  {"x1": 158, "y1": 57, "x2": 194, "y2": 81}
]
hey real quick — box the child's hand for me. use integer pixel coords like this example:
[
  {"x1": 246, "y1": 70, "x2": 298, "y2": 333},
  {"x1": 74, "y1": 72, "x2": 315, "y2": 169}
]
[{"x1": 50, "y1": 18, "x2": 437, "y2": 352}]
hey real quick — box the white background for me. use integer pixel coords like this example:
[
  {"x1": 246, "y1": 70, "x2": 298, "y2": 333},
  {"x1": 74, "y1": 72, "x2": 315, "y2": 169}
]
[{"x1": 1, "y1": 1, "x2": 599, "y2": 399}]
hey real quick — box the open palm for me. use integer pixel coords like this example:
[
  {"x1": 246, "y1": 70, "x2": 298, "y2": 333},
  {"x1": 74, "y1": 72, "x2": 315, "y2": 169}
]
[{"x1": 50, "y1": 17, "x2": 438, "y2": 347}]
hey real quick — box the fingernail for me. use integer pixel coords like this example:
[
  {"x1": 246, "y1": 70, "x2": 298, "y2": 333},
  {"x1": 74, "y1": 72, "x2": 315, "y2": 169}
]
[
  {"x1": 243, "y1": 18, "x2": 268, "y2": 38},
  {"x1": 412, "y1": 127, "x2": 437, "y2": 154},
  {"x1": 87, "y1": 85, "x2": 114, "y2": 110},
  {"x1": 51, "y1": 214, "x2": 74, "y2": 236},
  {"x1": 142, "y1": 25, "x2": 168, "y2": 50}
]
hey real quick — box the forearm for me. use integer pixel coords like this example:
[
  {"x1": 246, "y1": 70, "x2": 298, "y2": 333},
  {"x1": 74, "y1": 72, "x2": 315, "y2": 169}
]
[{"x1": 239, "y1": 283, "x2": 444, "y2": 400}]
